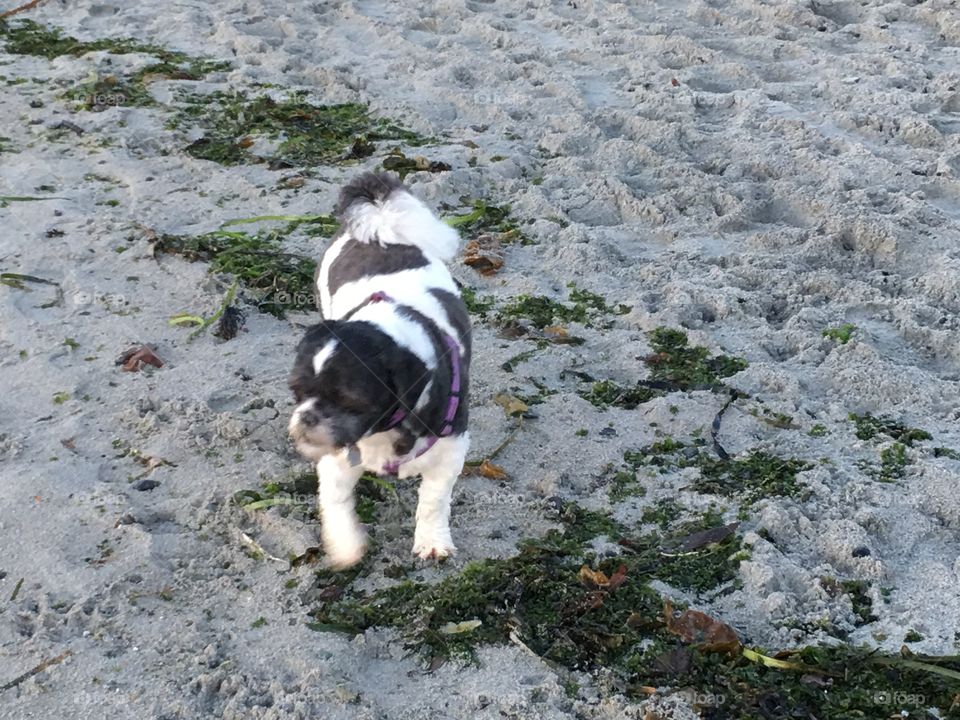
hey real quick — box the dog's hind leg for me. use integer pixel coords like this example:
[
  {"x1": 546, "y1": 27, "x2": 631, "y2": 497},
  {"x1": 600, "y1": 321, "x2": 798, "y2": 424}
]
[
  {"x1": 317, "y1": 452, "x2": 366, "y2": 569},
  {"x1": 412, "y1": 434, "x2": 469, "y2": 561}
]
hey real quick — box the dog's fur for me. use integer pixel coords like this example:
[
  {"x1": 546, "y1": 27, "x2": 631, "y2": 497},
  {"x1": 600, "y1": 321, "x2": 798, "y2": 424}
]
[{"x1": 288, "y1": 173, "x2": 471, "y2": 568}]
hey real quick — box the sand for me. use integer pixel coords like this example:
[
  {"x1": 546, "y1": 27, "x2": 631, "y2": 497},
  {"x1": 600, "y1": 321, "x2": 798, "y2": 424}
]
[{"x1": 1, "y1": 0, "x2": 959, "y2": 717}]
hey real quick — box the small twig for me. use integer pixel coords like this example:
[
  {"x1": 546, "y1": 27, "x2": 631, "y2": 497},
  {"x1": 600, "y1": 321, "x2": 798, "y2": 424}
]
[
  {"x1": 710, "y1": 390, "x2": 739, "y2": 460},
  {"x1": 8, "y1": 577, "x2": 23, "y2": 602},
  {"x1": 0, "y1": 650, "x2": 71, "y2": 693},
  {"x1": 0, "y1": 0, "x2": 44, "y2": 20},
  {"x1": 464, "y1": 418, "x2": 523, "y2": 467}
]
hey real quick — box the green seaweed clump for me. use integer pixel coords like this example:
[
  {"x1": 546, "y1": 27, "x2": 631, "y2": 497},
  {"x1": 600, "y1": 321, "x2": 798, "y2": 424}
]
[
  {"x1": 460, "y1": 286, "x2": 495, "y2": 316},
  {"x1": 848, "y1": 413, "x2": 932, "y2": 446},
  {"x1": 694, "y1": 451, "x2": 813, "y2": 503},
  {"x1": 154, "y1": 228, "x2": 320, "y2": 317},
  {"x1": 174, "y1": 90, "x2": 428, "y2": 167},
  {"x1": 1, "y1": 19, "x2": 212, "y2": 61},
  {"x1": 446, "y1": 200, "x2": 530, "y2": 244},
  {"x1": 644, "y1": 328, "x2": 747, "y2": 389},
  {"x1": 307, "y1": 501, "x2": 743, "y2": 662},
  {"x1": 822, "y1": 323, "x2": 857, "y2": 344},
  {"x1": 621, "y1": 440, "x2": 811, "y2": 504},
  {"x1": 579, "y1": 379, "x2": 660, "y2": 410},
  {"x1": 498, "y1": 283, "x2": 631, "y2": 329},
  {"x1": 303, "y1": 497, "x2": 960, "y2": 717},
  {"x1": 857, "y1": 442, "x2": 911, "y2": 483}
]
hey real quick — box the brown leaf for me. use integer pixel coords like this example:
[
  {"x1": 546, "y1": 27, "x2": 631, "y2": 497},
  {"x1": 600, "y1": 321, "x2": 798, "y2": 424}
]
[
  {"x1": 493, "y1": 393, "x2": 529, "y2": 417},
  {"x1": 578, "y1": 565, "x2": 610, "y2": 588},
  {"x1": 671, "y1": 78, "x2": 680, "y2": 87},
  {"x1": 664, "y1": 601, "x2": 740, "y2": 654},
  {"x1": 237, "y1": 136, "x2": 255, "y2": 149},
  {"x1": 543, "y1": 325, "x2": 568, "y2": 339},
  {"x1": 463, "y1": 233, "x2": 504, "y2": 276},
  {"x1": 496, "y1": 324, "x2": 528, "y2": 340},
  {"x1": 651, "y1": 646, "x2": 692, "y2": 675},
  {"x1": 606, "y1": 564, "x2": 628, "y2": 591},
  {"x1": 60, "y1": 437, "x2": 76, "y2": 451},
  {"x1": 117, "y1": 345, "x2": 164, "y2": 372},
  {"x1": 475, "y1": 459, "x2": 508, "y2": 480}
]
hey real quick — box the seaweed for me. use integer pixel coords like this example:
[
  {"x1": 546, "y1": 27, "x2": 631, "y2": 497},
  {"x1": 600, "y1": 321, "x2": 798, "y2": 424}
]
[
  {"x1": 303, "y1": 499, "x2": 960, "y2": 717},
  {"x1": 578, "y1": 379, "x2": 660, "y2": 410},
  {"x1": 645, "y1": 328, "x2": 747, "y2": 389},
  {"x1": 0, "y1": 19, "x2": 222, "y2": 62},
  {"x1": 497, "y1": 283, "x2": 630, "y2": 329},
  {"x1": 849, "y1": 413, "x2": 932, "y2": 446},
  {"x1": 172, "y1": 90, "x2": 428, "y2": 167},
  {"x1": 153, "y1": 220, "x2": 337, "y2": 317},
  {"x1": 822, "y1": 323, "x2": 857, "y2": 344},
  {"x1": 446, "y1": 200, "x2": 530, "y2": 244}
]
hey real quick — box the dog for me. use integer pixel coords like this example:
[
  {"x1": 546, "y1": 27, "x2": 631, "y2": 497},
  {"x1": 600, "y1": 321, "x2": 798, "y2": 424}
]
[{"x1": 288, "y1": 172, "x2": 471, "y2": 569}]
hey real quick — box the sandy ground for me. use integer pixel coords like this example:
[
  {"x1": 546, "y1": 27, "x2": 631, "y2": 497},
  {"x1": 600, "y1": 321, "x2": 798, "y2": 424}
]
[{"x1": 1, "y1": 0, "x2": 960, "y2": 718}]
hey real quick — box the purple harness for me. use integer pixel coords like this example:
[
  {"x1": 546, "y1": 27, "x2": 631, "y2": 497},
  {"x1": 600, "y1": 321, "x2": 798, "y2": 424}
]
[{"x1": 353, "y1": 292, "x2": 462, "y2": 475}]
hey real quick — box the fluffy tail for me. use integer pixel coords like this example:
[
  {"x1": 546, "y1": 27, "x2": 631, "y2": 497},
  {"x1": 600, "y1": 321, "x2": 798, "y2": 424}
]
[{"x1": 335, "y1": 172, "x2": 459, "y2": 263}]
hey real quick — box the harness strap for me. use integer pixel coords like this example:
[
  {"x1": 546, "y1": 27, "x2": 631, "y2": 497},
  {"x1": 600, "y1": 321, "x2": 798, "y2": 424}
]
[{"x1": 343, "y1": 291, "x2": 462, "y2": 474}]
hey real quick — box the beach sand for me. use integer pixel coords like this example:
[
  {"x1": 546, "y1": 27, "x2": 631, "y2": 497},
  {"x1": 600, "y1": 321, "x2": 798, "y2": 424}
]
[{"x1": 1, "y1": 1, "x2": 959, "y2": 717}]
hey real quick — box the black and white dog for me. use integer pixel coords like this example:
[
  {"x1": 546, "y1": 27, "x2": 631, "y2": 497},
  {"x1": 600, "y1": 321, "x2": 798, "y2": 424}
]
[{"x1": 288, "y1": 173, "x2": 471, "y2": 568}]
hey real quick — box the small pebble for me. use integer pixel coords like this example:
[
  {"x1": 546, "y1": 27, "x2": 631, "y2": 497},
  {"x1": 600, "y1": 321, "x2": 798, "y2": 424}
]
[
  {"x1": 852, "y1": 546, "x2": 871, "y2": 558},
  {"x1": 132, "y1": 479, "x2": 161, "y2": 491}
]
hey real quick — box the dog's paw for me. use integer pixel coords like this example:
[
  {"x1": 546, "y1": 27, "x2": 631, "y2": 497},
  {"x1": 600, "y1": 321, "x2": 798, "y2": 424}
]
[
  {"x1": 412, "y1": 534, "x2": 456, "y2": 562},
  {"x1": 323, "y1": 527, "x2": 367, "y2": 570}
]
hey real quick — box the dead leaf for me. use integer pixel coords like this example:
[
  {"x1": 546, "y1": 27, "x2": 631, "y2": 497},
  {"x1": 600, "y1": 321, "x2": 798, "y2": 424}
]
[
  {"x1": 496, "y1": 324, "x2": 528, "y2": 340},
  {"x1": 463, "y1": 233, "x2": 504, "y2": 276},
  {"x1": 278, "y1": 176, "x2": 306, "y2": 189},
  {"x1": 60, "y1": 437, "x2": 76, "y2": 451},
  {"x1": 494, "y1": 393, "x2": 529, "y2": 417},
  {"x1": 606, "y1": 564, "x2": 628, "y2": 591},
  {"x1": 543, "y1": 325, "x2": 569, "y2": 339},
  {"x1": 116, "y1": 345, "x2": 164, "y2": 372},
  {"x1": 671, "y1": 78, "x2": 680, "y2": 87},
  {"x1": 237, "y1": 136, "x2": 254, "y2": 149},
  {"x1": 578, "y1": 564, "x2": 627, "y2": 590},
  {"x1": 664, "y1": 601, "x2": 740, "y2": 654},
  {"x1": 579, "y1": 565, "x2": 610, "y2": 588},
  {"x1": 439, "y1": 619, "x2": 482, "y2": 635},
  {"x1": 652, "y1": 646, "x2": 692, "y2": 675},
  {"x1": 661, "y1": 522, "x2": 739, "y2": 556},
  {"x1": 471, "y1": 459, "x2": 508, "y2": 480}
]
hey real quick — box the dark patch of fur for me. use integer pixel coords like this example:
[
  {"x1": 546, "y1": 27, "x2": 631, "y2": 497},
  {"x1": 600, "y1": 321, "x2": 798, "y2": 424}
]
[
  {"x1": 393, "y1": 298, "x2": 471, "y2": 437},
  {"x1": 289, "y1": 321, "x2": 429, "y2": 447},
  {"x1": 335, "y1": 171, "x2": 406, "y2": 218},
  {"x1": 327, "y1": 238, "x2": 429, "y2": 296}
]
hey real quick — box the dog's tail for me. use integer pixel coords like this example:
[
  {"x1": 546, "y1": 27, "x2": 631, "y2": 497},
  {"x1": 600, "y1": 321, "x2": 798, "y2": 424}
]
[{"x1": 335, "y1": 172, "x2": 459, "y2": 263}]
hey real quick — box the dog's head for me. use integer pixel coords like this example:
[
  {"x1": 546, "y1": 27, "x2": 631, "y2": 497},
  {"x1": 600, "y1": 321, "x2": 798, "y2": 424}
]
[{"x1": 288, "y1": 320, "x2": 427, "y2": 462}]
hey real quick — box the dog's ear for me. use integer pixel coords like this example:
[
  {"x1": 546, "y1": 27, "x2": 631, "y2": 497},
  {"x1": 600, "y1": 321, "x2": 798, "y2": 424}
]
[{"x1": 296, "y1": 320, "x2": 339, "y2": 354}]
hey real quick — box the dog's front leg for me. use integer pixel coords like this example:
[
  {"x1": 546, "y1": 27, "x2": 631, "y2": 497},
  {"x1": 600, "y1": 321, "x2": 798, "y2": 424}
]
[
  {"x1": 317, "y1": 453, "x2": 366, "y2": 569},
  {"x1": 413, "y1": 435, "x2": 469, "y2": 561}
]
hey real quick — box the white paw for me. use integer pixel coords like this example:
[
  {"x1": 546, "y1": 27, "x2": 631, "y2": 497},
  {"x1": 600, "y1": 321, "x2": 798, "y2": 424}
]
[
  {"x1": 412, "y1": 531, "x2": 456, "y2": 562},
  {"x1": 323, "y1": 525, "x2": 367, "y2": 570}
]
